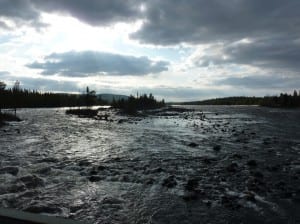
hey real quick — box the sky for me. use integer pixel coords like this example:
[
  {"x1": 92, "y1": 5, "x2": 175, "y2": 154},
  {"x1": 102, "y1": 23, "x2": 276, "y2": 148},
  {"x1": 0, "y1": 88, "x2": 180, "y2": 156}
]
[{"x1": 0, "y1": 0, "x2": 299, "y2": 101}]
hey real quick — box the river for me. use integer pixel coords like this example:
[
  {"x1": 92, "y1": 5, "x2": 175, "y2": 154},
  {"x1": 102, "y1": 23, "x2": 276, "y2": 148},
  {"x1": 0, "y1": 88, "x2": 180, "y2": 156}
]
[{"x1": 0, "y1": 106, "x2": 299, "y2": 223}]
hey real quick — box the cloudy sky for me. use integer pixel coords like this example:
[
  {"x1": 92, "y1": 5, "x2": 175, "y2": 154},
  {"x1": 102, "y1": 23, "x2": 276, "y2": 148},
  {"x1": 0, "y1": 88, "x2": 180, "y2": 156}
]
[{"x1": 0, "y1": 0, "x2": 299, "y2": 101}]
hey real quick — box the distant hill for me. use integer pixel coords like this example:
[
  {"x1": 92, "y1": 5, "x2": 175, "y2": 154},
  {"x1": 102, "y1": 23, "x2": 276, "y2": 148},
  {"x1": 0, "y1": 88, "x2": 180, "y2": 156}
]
[
  {"x1": 97, "y1": 94, "x2": 129, "y2": 103},
  {"x1": 177, "y1": 96, "x2": 263, "y2": 105}
]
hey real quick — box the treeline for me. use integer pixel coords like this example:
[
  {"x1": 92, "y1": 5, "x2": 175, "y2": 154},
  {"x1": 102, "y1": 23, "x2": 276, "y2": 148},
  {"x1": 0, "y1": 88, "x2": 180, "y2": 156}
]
[
  {"x1": 261, "y1": 90, "x2": 300, "y2": 108},
  {"x1": 0, "y1": 82, "x2": 107, "y2": 109},
  {"x1": 111, "y1": 93, "x2": 165, "y2": 115},
  {"x1": 179, "y1": 90, "x2": 300, "y2": 108},
  {"x1": 181, "y1": 97, "x2": 263, "y2": 106}
]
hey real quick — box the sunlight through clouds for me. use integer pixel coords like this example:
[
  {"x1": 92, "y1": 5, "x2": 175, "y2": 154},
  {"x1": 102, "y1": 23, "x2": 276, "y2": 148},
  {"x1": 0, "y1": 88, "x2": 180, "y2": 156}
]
[{"x1": 0, "y1": 0, "x2": 299, "y2": 100}]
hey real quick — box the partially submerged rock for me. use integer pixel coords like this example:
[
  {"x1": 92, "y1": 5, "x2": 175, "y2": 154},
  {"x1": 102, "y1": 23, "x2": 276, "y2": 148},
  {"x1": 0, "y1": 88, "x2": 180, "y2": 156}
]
[
  {"x1": 185, "y1": 178, "x2": 199, "y2": 191},
  {"x1": 188, "y1": 142, "x2": 198, "y2": 148},
  {"x1": 226, "y1": 162, "x2": 239, "y2": 172},
  {"x1": 88, "y1": 175, "x2": 103, "y2": 182},
  {"x1": 0, "y1": 167, "x2": 19, "y2": 176},
  {"x1": 213, "y1": 145, "x2": 221, "y2": 151},
  {"x1": 66, "y1": 108, "x2": 98, "y2": 117},
  {"x1": 162, "y1": 175, "x2": 177, "y2": 188},
  {"x1": 247, "y1": 160, "x2": 258, "y2": 167},
  {"x1": 19, "y1": 175, "x2": 45, "y2": 189}
]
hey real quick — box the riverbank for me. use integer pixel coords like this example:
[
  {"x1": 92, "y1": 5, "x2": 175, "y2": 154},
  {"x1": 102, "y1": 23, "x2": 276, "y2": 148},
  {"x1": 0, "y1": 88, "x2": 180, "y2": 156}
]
[{"x1": 0, "y1": 112, "x2": 21, "y2": 127}]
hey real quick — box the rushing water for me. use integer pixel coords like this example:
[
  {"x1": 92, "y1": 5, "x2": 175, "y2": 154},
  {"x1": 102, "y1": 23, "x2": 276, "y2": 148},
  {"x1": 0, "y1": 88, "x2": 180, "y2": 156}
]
[{"x1": 0, "y1": 106, "x2": 299, "y2": 224}]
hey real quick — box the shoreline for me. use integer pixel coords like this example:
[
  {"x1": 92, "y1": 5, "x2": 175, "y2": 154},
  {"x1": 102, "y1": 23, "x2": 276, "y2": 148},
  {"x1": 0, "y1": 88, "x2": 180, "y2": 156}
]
[{"x1": 0, "y1": 112, "x2": 21, "y2": 127}]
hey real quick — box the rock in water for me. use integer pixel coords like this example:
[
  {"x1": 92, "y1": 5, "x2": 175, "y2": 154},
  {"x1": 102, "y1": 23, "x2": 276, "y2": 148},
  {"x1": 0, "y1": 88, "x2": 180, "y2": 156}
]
[
  {"x1": 88, "y1": 175, "x2": 102, "y2": 182},
  {"x1": 188, "y1": 142, "x2": 198, "y2": 148},
  {"x1": 0, "y1": 167, "x2": 19, "y2": 176},
  {"x1": 19, "y1": 175, "x2": 45, "y2": 188},
  {"x1": 226, "y1": 163, "x2": 239, "y2": 172},
  {"x1": 247, "y1": 160, "x2": 258, "y2": 167},
  {"x1": 185, "y1": 179, "x2": 199, "y2": 191},
  {"x1": 162, "y1": 175, "x2": 177, "y2": 188},
  {"x1": 213, "y1": 145, "x2": 221, "y2": 151}
]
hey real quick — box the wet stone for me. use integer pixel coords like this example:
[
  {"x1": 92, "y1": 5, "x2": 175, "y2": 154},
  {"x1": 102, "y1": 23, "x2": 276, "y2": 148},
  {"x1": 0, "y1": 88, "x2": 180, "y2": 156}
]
[
  {"x1": 252, "y1": 171, "x2": 264, "y2": 178},
  {"x1": 36, "y1": 167, "x2": 51, "y2": 175},
  {"x1": 232, "y1": 154, "x2": 243, "y2": 159},
  {"x1": 185, "y1": 179, "x2": 199, "y2": 191},
  {"x1": 226, "y1": 163, "x2": 239, "y2": 172},
  {"x1": 182, "y1": 191, "x2": 198, "y2": 201},
  {"x1": 19, "y1": 175, "x2": 45, "y2": 188},
  {"x1": 18, "y1": 190, "x2": 41, "y2": 198},
  {"x1": 37, "y1": 158, "x2": 59, "y2": 163},
  {"x1": 221, "y1": 196, "x2": 241, "y2": 210},
  {"x1": 78, "y1": 160, "x2": 92, "y2": 167},
  {"x1": 275, "y1": 181, "x2": 286, "y2": 189},
  {"x1": 263, "y1": 138, "x2": 271, "y2": 145},
  {"x1": 247, "y1": 160, "x2": 258, "y2": 167},
  {"x1": 243, "y1": 191, "x2": 256, "y2": 202},
  {"x1": 144, "y1": 178, "x2": 155, "y2": 185},
  {"x1": 0, "y1": 166, "x2": 19, "y2": 176},
  {"x1": 120, "y1": 175, "x2": 130, "y2": 182},
  {"x1": 101, "y1": 197, "x2": 124, "y2": 205},
  {"x1": 203, "y1": 158, "x2": 212, "y2": 164},
  {"x1": 118, "y1": 119, "x2": 127, "y2": 124},
  {"x1": 281, "y1": 192, "x2": 293, "y2": 199},
  {"x1": 25, "y1": 204, "x2": 62, "y2": 214},
  {"x1": 188, "y1": 142, "x2": 198, "y2": 148},
  {"x1": 247, "y1": 177, "x2": 266, "y2": 192},
  {"x1": 266, "y1": 164, "x2": 281, "y2": 172},
  {"x1": 97, "y1": 165, "x2": 106, "y2": 171},
  {"x1": 88, "y1": 175, "x2": 102, "y2": 182},
  {"x1": 203, "y1": 200, "x2": 212, "y2": 207},
  {"x1": 89, "y1": 169, "x2": 98, "y2": 175},
  {"x1": 6, "y1": 183, "x2": 26, "y2": 194},
  {"x1": 213, "y1": 145, "x2": 221, "y2": 151},
  {"x1": 162, "y1": 175, "x2": 177, "y2": 188},
  {"x1": 150, "y1": 167, "x2": 164, "y2": 173}
]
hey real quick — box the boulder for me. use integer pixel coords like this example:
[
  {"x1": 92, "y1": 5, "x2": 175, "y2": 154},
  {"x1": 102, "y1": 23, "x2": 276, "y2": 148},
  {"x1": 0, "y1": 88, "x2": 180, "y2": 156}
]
[
  {"x1": 162, "y1": 175, "x2": 177, "y2": 188},
  {"x1": 19, "y1": 175, "x2": 45, "y2": 188},
  {"x1": 213, "y1": 145, "x2": 221, "y2": 151},
  {"x1": 188, "y1": 142, "x2": 198, "y2": 148},
  {"x1": 0, "y1": 166, "x2": 19, "y2": 176}
]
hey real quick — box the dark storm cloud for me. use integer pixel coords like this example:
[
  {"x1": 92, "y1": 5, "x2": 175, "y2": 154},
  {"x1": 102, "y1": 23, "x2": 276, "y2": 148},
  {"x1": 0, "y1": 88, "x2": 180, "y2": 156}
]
[
  {"x1": 0, "y1": 21, "x2": 9, "y2": 29},
  {"x1": 1, "y1": 0, "x2": 299, "y2": 45},
  {"x1": 0, "y1": 0, "x2": 46, "y2": 29},
  {"x1": 0, "y1": 0, "x2": 141, "y2": 29},
  {"x1": 194, "y1": 37, "x2": 300, "y2": 71},
  {"x1": 225, "y1": 38, "x2": 300, "y2": 70},
  {"x1": 31, "y1": 0, "x2": 142, "y2": 26},
  {"x1": 132, "y1": 0, "x2": 300, "y2": 45},
  {"x1": 130, "y1": 0, "x2": 300, "y2": 73},
  {"x1": 1, "y1": 0, "x2": 299, "y2": 91},
  {"x1": 0, "y1": 0, "x2": 37, "y2": 21},
  {"x1": 27, "y1": 51, "x2": 169, "y2": 77}
]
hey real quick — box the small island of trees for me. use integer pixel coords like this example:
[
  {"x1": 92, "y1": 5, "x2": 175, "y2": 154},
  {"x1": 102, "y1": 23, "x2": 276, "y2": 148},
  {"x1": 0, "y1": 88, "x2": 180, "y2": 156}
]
[{"x1": 111, "y1": 93, "x2": 165, "y2": 115}]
